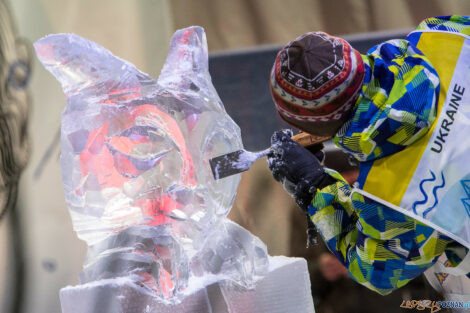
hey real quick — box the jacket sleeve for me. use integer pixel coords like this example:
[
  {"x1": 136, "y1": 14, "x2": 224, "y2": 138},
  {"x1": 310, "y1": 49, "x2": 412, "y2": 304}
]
[
  {"x1": 309, "y1": 169, "x2": 453, "y2": 295},
  {"x1": 415, "y1": 15, "x2": 470, "y2": 34},
  {"x1": 334, "y1": 38, "x2": 439, "y2": 162}
]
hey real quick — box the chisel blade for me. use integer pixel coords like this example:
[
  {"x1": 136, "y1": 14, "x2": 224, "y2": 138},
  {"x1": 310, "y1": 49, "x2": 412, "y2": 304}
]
[{"x1": 209, "y1": 148, "x2": 271, "y2": 180}]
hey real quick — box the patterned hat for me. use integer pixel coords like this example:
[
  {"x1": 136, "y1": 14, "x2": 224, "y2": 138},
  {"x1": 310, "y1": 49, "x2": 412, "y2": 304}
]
[{"x1": 270, "y1": 32, "x2": 364, "y2": 139}]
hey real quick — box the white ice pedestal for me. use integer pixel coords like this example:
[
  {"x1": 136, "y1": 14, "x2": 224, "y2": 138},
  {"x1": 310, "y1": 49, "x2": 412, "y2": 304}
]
[{"x1": 60, "y1": 256, "x2": 315, "y2": 313}]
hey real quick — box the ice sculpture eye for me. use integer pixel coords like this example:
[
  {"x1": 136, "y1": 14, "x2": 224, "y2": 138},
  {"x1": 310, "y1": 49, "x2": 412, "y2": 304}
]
[{"x1": 108, "y1": 131, "x2": 171, "y2": 178}]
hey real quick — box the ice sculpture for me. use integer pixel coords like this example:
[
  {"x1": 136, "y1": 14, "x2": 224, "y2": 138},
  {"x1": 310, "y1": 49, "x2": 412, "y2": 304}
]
[{"x1": 35, "y1": 27, "x2": 315, "y2": 312}]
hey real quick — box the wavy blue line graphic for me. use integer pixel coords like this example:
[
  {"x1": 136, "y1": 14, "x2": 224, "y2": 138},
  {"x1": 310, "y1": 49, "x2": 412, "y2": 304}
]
[
  {"x1": 412, "y1": 170, "x2": 436, "y2": 215},
  {"x1": 460, "y1": 180, "x2": 470, "y2": 218},
  {"x1": 422, "y1": 171, "x2": 446, "y2": 218}
]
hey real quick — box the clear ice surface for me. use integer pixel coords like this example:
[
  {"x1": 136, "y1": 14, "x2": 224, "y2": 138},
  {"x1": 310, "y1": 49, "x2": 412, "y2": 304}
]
[{"x1": 35, "y1": 26, "x2": 270, "y2": 304}]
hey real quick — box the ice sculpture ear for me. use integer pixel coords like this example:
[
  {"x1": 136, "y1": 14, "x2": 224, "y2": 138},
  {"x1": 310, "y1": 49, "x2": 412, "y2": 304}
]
[
  {"x1": 34, "y1": 34, "x2": 154, "y2": 97},
  {"x1": 157, "y1": 27, "x2": 224, "y2": 111},
  {"x1": 158, "y1": 26, "x2": 208, "y2": 86}
]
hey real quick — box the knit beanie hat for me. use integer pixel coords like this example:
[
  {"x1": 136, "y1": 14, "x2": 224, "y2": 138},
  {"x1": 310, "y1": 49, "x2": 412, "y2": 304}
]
[{"x1": 270, "y1": 31, "x2": 365, "y2": 140}]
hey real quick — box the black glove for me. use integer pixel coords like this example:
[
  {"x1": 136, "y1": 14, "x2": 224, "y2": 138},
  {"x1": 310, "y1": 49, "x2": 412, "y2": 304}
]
[{"x1": 268, "y1": 130, "x2": 334, "y2": 211}]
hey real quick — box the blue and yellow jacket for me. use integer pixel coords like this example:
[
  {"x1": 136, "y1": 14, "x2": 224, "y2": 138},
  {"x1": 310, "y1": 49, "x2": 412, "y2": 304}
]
[{"x1": 309, "y1": 16, "x2": 470, "y2": 295}]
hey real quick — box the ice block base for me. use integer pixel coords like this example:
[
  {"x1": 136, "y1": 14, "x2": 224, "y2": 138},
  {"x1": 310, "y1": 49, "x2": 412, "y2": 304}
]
[{"x1": 60, "y1": 256, "x2": 315, "y2": 313}]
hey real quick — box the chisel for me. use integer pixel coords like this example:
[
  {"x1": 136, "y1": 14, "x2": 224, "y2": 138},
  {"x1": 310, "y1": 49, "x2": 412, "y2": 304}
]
[{"x1": 209, "y1": 132, "x2": 329, "y2": 180}]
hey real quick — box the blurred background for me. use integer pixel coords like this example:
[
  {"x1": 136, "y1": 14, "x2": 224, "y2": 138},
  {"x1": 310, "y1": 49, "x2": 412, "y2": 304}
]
[{"x1": 2, "y1": 1, "x2": 470, "y2": 313}]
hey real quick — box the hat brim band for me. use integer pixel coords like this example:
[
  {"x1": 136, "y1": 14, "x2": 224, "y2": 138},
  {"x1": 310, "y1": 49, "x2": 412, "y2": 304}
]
[{"x1": 274, "y1": 77, "x2": 363, "y2": 123}]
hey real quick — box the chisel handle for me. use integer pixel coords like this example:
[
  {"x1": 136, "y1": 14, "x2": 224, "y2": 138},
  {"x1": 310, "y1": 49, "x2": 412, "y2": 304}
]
[{"x1": 291, "y1": 132, "x2": 330, "y2": 148}]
